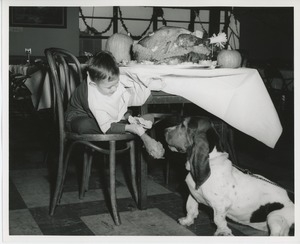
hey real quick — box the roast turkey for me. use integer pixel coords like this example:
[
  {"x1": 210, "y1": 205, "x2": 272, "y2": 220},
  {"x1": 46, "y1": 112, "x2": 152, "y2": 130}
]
[{"x1": 132, "y1": 26, "x2": 227, "y2": 64}]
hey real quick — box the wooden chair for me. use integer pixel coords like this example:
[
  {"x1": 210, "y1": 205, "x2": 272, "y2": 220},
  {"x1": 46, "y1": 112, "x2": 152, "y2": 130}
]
[
  {"x1": 45, "y1": 47, "x2": 138, "y2": 225},
  {"x1": 264, "y1": 62, "x2": 293, "y2": 93},
  {"x1": 263, "y1": 62, "x2": 293, "y2": 111},
  {"x1": 9, "y1": 72, "x2": 33, "y2": 117}
]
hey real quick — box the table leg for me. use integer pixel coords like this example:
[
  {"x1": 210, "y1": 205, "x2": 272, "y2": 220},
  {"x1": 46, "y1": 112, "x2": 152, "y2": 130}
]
[
  {"x1": 137, "y1": 143, "x2": 148, "y2": 210},
  {"x1": 34, "y1": 68, "x2": 47, "y2": 110},
  {"x1": 227, "y1": 125, "x2": 238, "y2": 165},
  {"x1": 137, "y1": 104, "x2": 149, "y2": 210},
  {"x1": 220, "y1": 122, "x2": 238, "y2": 165}
]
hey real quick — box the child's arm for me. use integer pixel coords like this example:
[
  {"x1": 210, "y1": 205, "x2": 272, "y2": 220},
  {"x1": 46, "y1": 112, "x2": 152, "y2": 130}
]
[
  {"x1": 120, "y1": 73, "x2": 166, "y2": 106},
  {"x1": 125, "y1": 123, "x2": 145, "y2": 136},
  {"x1": 105, "y1": 122, "x2": 145, "y2": 136},
  {"x1": 126, "y1": 123, "x2": 165, "y2": 159},
  {"x1": 106, "y1": 122, "x2": 126, "y2": 134}
]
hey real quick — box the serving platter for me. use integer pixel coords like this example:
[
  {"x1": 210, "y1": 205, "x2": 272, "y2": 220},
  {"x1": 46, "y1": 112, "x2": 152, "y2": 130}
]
[
  {"x1": 174, "y1": 64, "x2": 220, "y2": 69},
  {"x1": 120, "y1": 61, "x2": 218, "y2": 69}
]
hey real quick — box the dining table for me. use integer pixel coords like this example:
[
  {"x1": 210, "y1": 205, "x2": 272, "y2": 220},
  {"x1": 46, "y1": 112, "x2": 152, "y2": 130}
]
[
  {"x1": 10, "y1": 63, "x2": 283, "y2": 210},
  {"x1": 9, "y1": 63, "x2": 83, "y2": 111},
  {"x1": 9, "y1": 63, "x2": 51, "y2": 110},
  {"x1": 8, "y1": 63, "x2": 283, "y2": 147},
  {"x1": 120, "y1": 64, "x2": 283, "y2": 209}
]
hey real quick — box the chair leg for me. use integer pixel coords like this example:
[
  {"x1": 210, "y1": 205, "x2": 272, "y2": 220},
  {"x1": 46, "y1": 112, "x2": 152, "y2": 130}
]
[
  {"x1": 80, "y1": 151, "x2": 88, "y2": 199},
  {"x1": 56, "y1": 142, "x2": 75, "y2": 206},
  {"x1": 79, "y1": 149, "x2": 93, "y2": 199},
  {"x1": 85, "y1": 153, "x2": 93, "y2": 191},
  {"x1": 165, "y1": 160, "x2": 170, "y2": 185},
  {"x1": 109, "y1": 141, "x2": 121, "y2": 225},
  {"x1": 49, "y1": 141, "x2": 65, "y2": 216},
  {"x1": 128, "y1": 140, "x2": 138, "y2": 203}
]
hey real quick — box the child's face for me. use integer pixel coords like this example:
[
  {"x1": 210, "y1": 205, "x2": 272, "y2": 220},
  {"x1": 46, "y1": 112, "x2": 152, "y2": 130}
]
[{"x1": 94, "y1": 76, "x2": 119, "y2": 96}]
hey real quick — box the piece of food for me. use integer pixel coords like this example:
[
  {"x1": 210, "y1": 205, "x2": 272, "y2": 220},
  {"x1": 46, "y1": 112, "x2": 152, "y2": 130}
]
[
  {"x1": 217, "y1": 49, "x2": 242, "y2": 68},
  {"x1": 128, "y1": 116, "x2": 153, "y2": 129},
  {"x1": 132, "y1": 26, "x2": 227, "y2": 64},
  {"x1": 105, "y1": 33, "x2": 133, "y2": 63}
]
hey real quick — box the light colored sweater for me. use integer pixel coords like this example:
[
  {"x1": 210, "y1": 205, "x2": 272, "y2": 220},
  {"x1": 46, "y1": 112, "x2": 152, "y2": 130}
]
[{"x1": 87, "y1": 72, "x2": 152, "y2": 133}]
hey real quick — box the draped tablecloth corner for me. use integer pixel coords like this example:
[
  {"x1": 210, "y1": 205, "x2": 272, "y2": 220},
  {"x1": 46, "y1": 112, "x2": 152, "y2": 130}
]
[{"x1": 121, "y1": 65, "x2": 283, "y2": 148}]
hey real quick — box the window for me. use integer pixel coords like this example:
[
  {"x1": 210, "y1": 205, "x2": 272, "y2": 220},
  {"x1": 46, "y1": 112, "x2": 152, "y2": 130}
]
[{"x1": 79, "y1": 6, "x2": 235, "y2": 56}]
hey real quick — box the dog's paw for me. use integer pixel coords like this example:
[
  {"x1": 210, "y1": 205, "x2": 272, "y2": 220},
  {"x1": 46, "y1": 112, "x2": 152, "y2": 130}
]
[
  {"x1": 214, "y1": 228, "x2": 233, "y2": 236},
  {"x1": 178, "y1": 217, "x2": 194, "y2": 226}
]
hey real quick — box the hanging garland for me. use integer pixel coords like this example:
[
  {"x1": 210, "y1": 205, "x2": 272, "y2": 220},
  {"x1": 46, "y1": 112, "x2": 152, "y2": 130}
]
[
  {"x1": 79, "y1": 7, "x2": 113, "y2": 35},
  {"x1": 193, "y1": 9, "x2": 208, "y2": 37},
  {"x1": 79, "y1": 6, "x2": 168, "y2": 39},
  {"x1": 153, "y1": 7, "x2": 167, "y2": 26}
]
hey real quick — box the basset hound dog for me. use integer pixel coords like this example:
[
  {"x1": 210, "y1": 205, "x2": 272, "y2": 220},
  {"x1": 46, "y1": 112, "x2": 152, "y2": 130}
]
[{"x1": 164, "y1": 116, "x2": 294, "y2": 236}]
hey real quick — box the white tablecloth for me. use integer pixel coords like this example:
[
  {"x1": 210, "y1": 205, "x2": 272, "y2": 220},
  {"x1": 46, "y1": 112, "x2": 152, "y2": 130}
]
[
  {"x1": 10, "y1": 64, "x2": 282, "y2": 148},
  {"x1": 9, "y1": 64, "x2": 52, "y2": 110},
  {"x1": 120, "y1": 65, "x2": 282, "y2": 148},
  {"x1": 9, "y1": 64, "x2": 77, "y2": 111}
]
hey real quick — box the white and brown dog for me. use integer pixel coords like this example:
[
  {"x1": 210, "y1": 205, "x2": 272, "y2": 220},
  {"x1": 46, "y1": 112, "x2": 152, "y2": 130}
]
[{"x1": 164, "y1": 116, "x2": 294, "y2": 236}]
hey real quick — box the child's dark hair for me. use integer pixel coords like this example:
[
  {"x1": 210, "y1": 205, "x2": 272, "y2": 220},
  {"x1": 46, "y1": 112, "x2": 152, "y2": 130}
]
[{"x1": 86, "y1": 51, "x2": 120, "y2": 83}]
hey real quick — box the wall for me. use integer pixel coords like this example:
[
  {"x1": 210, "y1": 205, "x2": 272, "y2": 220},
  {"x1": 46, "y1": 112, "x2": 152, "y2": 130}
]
[
  {"x1": 9, "y1": 6, "x2": 293, "y2": 67},
  {"x1": 9, "y1": 7, "x2": 79, "y2": 57},
  {"x1": 235, "y1": 7, "x2": 293, "y2": 66}
]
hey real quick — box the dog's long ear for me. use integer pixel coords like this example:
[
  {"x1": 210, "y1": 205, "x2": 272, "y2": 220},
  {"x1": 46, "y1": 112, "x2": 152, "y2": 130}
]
[{"x1": 187, "y1": 132, "x2": 211, "y2": 190}]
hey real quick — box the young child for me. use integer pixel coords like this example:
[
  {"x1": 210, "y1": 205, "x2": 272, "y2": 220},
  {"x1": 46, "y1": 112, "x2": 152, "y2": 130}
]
[{"x1": 65, "y1": 51, "x2": 165, "y2": 137}]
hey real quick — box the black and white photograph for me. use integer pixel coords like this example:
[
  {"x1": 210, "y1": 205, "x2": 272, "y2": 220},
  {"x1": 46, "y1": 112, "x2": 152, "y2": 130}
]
[{"x1": 1, "y1": 0, "x2": 299, "y2": 243}]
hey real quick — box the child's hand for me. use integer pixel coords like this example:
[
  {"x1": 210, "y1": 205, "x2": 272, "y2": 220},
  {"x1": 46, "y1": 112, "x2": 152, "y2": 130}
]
[
  {"x1": 148, "y1": 77, "x2": 166, "y2": 91},
  {"x1": 125, "y1": 124, "x2": 146, "y2": 136},
  {"x1": 128, "y1": 115, "x2": 153, "y2": 129}
]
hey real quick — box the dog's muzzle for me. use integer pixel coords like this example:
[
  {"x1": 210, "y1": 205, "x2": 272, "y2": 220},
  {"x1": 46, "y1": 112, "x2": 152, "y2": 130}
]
[{"x1": 165, "y1": 127, "x2": 185, "y2": 153}]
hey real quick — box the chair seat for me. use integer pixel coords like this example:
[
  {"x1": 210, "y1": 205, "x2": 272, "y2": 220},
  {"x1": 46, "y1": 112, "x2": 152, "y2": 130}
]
[
  {"x1": 65, "y1": 132, "x2": 137, "y2": 156},
  {"x1": 65, "y1": 132, "x2": 136, "y2": 142}
]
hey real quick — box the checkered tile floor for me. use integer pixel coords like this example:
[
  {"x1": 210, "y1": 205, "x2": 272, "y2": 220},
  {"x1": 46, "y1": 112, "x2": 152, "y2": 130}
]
[
  {"x1": 9, "y1": 161, "x2": 269, "y2": 236},
  {"x1": 7, "y1": 104, "x2": 295, "y2": 237}
]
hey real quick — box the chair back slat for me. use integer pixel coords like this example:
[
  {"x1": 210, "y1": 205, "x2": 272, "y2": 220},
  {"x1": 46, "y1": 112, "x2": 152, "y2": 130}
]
[{"x1": 45, "y1": 48, "x2": 84, "y2": 140}]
